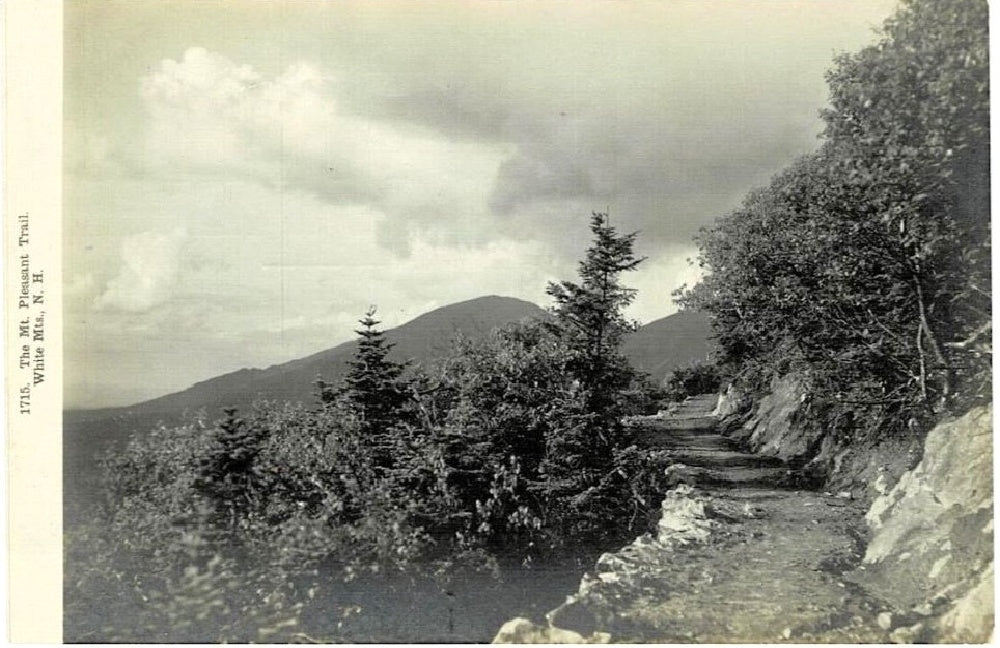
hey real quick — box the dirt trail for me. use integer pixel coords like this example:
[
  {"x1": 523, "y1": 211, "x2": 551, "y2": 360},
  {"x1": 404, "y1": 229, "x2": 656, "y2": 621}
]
[{"x1": 540, "y1": 396, "x2": 896, "y2": 643}]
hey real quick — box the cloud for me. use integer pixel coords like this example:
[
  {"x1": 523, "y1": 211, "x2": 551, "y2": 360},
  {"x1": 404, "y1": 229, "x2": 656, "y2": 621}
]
[
  {"x1": 326, "y1": 2, "x2": 898, "y2": 252},
  {"x1": 490, "y1": 148, "x2": 594, "y2": 215},
  {"x1": 137, "y1": 16, "x2": 894, "y2": 257},
  {"x1": 140, "y1": 47, "x2": 509, "y2": 254},
  {"x1": 625, "y1": 245, "x2": 705, "y2": 324},
  {"x1": 95, "y1": 229, "x2": 187, "y2": 312}
]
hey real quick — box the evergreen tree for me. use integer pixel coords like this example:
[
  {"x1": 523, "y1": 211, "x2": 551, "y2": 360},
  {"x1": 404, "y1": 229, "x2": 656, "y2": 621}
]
[
  {"x1": 341, "y1": 307, "x2": 409, "y2": 468},
  {"x1": 539, "y1": 213, "x2": 647, "y2": 535},
  {"x1": 546, "y1": 212, "x2": 645, "y2": 418},
  {"x1": 195, "y1": 407, "x2": 264, "y2": 531}
]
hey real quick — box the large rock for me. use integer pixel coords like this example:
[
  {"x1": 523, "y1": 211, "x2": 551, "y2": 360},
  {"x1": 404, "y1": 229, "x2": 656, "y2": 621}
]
[
  {"x1": 855, "y1": 405, "x2": 993, "y2": 642},
  {"x1": 740, "y1": 373, "x2": 823, "y2": 462},
  {"x1": 723, "y1": 373, "x2": 819, "y2": 462}
]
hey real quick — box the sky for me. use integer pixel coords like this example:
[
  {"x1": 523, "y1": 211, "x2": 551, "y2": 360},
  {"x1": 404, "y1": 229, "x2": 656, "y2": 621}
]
[{"x1": 64, "y1": 0, "x2": 899, "y2": 409}]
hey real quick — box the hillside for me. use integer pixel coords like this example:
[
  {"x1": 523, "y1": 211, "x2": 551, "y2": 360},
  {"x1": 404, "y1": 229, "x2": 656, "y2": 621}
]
[
  {"x1": 84, "y1": 296, "x2": 544, "y2": 420},
  {"x1": 623, "y1": 310, "x2": 713, "y2": 384}
]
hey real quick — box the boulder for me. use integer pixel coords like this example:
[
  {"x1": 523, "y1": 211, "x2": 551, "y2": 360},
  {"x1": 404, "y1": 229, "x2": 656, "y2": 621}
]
[
  {"x1": 742, "y1": 373, "x2": 822, "y2": 462},
  {"x1": 656, "y1": 485, "x2": 715, "y2": 544},
  {"x1": 492, "y1": 618, "x2": 584, "y2": 644}
]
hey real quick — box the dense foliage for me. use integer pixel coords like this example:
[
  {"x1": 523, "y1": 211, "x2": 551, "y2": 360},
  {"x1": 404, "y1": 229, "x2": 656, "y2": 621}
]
[
  {"x1": 66, "y1": 215, "x2": 669, "y2": 642},
  {"x1": 681, "y1": 0, "x2": 990, "y2": 439}
]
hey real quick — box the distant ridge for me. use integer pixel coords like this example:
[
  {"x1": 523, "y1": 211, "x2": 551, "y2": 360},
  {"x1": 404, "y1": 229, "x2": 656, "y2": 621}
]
[
  {"x1": 121, "y1": 295, "x2": 545, "y2": 417},
  {"x1": 623, "y1": 310, "x2": 714, "y2": 384}
]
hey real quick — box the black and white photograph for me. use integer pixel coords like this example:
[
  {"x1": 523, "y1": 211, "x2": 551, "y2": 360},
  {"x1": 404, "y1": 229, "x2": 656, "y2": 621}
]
[{"x1": 33, "y1": 0, "x2": 995, "y2": 642}]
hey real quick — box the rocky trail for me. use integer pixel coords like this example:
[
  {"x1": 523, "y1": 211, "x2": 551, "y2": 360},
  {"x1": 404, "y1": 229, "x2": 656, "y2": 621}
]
[
  {"x1": 640, "y1": 394, "x2": 792, "y2": 489},
  {"x1": 496, "y1": 395, "x2": 907, "y2": 643}
]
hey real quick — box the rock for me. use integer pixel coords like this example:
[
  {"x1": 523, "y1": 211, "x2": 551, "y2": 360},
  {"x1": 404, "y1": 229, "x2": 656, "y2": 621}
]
[
  {"x1": 547, "y1": 600, "x2": 598, "y2": 636},
  {"x1": 877, "y1": 611, "x2": 893, "y2": 630},
  {"x1": 889, "y1": 622, "x2": 924, "y2": 644},
  {"x1": 596, "y1": 571, "x2": 620, "y2": 585},
  {"x1": 742, "y1": 373, "x2": 821, "y2": 462},
  {"x1": 546, "y1": 626, "x2": 591, "y2": 644},
  {"x1": 730, "y1": 370, "x2": 929, "y2": 497},
  {"x1": 492, "y1": 618, "x2": 586, "y2": 644},
  {"x1": 928, "y1": 554, "x2": 950, "y2": 579},
  {"x1": 663, "y1": 463, "x2": 701, "y2": 488},
  {"x1": 856, "y1": 405, "x2": 993, "y2": 641},
  {"x1": 873, "y1": 472, "x2": 890, "y2": 496},
  {"x1": 935, "y1": 563, "x2": 994, "y2": 642},
  {"x1": 864, "y1": 406, "x2": 992, "y2": 550},
  {"x1": 657, "y1": 485, "x2": 715, "y2": 544}
]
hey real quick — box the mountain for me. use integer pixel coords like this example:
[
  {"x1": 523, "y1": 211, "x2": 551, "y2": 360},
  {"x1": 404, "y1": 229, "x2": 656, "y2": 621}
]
[{"x1": 623, "y1": 310, "x2": 715, "y2": 384}]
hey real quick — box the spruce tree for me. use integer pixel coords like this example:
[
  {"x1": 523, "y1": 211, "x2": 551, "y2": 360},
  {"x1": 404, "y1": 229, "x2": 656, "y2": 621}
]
[
  {"x1": 342, "y1": 307, "x2": 409, "y2": 468},
  {"x1": 196, "y1": 407, "x2": 264, "y2": 530},
  {"x1": 547, "y1": 212, "x2": 644, "y2": 418},
  {"x1": 540, "y1": 213, "x2": 645, "y2": 530}
]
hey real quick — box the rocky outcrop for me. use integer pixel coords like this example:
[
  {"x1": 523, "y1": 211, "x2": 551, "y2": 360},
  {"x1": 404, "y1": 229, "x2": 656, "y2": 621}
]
[
  {"x1": 850, "y1": 405, "x2": 993, "y2": 642},
  {"x1": 492, "y1": 618, "x2": 608, "y2": 644},
  {"x1": 734, "y1": 373, "x2": 819, "y2": 461},
  {"x1": 721, "y1": 373, "x2": 923, "y2": 500}
]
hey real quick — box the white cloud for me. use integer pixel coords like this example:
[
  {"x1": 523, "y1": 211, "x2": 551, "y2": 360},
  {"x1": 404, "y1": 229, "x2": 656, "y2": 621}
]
[
  {"x1": 140, "y1": 47, "x2": 510, "y2": 253},
  {"x1": 95, "y1": 229, "x2": 187, "y2": 312},
  {"x1": 625, "y1": 246, "x2": 705, "y2": 324}
]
